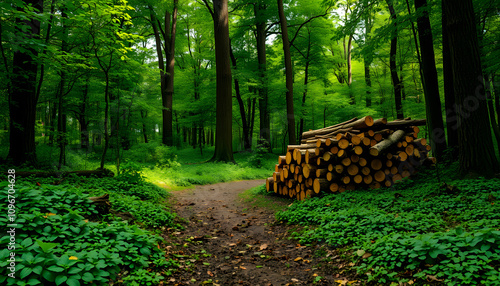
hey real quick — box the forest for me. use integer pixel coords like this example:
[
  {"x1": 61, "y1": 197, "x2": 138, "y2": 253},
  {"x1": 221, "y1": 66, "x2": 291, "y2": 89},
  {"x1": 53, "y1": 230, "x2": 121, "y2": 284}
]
[{"x1": 1, "y1": 0, "x2": 500, "y2": 285}]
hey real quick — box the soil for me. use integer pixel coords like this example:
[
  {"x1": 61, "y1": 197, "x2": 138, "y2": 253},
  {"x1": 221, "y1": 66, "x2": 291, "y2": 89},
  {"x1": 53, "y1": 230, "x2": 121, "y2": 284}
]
[{"x1": 161, "y1": 180, "x2": 361, "y2": 286}]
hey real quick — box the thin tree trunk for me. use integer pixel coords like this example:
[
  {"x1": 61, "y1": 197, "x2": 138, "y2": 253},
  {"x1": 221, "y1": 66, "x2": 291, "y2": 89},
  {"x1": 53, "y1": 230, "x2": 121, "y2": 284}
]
[
  {"x1": 230, "y1": 44, "x2": 251, "y2": 150},
  {"x1": 364, "y1": 13, "x2": 373, "y2": 107},
  {"x1": 277, "y1": 0, "x2": 296, "y2": 145},
  {"x1": 386, "y1": 0, "x2": 403, "y2": 119}
]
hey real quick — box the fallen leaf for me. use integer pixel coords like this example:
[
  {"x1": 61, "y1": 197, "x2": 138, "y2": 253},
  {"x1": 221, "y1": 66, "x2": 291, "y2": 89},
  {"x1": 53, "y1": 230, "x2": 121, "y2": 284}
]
[
  {"x1": 207, "y1": 271, "x2": 213, "y2": 277},
  {"x1": 335, "y1": 279, "x2": 348, "y2": 285},
  {"x1": 362, "y1": 252, "x2": 372, "y2": 259},
  {"x1": 240, "y1": 266, "x2": 246, "y2": 270},
  {"x1": 426, "y1": 275, "x2": 443, "y2": 282},
  {"x1": 260, "y1": 244, "x2": 268, "y2": 250},
  {"x1": 294, "y1": 257, "x2": 302, "y2": 262},
  {"x1": 69, "y1": 256, "x2": 78, "y2": 260}
]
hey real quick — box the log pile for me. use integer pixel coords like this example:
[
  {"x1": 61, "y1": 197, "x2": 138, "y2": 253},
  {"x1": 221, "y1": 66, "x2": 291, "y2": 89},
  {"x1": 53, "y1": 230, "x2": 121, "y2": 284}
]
[{"x1": 265, "y1": 116, "x2": 436, "y2": 200}]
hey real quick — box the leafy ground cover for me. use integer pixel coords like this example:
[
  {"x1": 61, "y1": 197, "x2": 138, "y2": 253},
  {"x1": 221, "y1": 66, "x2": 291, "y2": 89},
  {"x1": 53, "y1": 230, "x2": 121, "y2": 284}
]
[
  {"x1": 275, "y1": 164, "x2": 500, "y2": 285},
  {"x1": 0, "y1": 170, "x2": 178, "y2": 285}
]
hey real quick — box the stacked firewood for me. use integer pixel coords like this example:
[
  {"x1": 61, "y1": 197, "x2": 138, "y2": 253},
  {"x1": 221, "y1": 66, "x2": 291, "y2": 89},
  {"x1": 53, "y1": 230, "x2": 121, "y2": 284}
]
[{"x1": 265, "y1": 116, "x2": 436, "y2": 200}]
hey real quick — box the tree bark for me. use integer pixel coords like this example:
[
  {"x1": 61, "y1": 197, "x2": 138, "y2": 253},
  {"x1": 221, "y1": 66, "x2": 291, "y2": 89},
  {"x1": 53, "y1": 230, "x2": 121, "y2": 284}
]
[
  {"x1": 386, "y1": 0, "x2": 403, "y2": 119},
  {"x1": 414, "y1": 0, "x2": 447, "y2": 160},
  {"x1": 254, "y1": 2, "x2": 271, "y2": 149},
  {"x1": 7, "y1": 0, "x2": 42, "y2": 166},
  {"x1": 230, "y1": 44, "x2": 251, "y2": 150},
  {"x1": 277, "y1": 0, "x2": 296, "y2": 145},
  {"x1": 442, "y1": 1, "x2": 458, "y2": 155},
  {"x1": 204, "y1": 0, "x2": 234, "y2": 162},
  {"x1": 150, "y1": 1, "x2": 178, "y2": 146},
  {"x1": 364, "y1": 13, "x2": 373, "y2": 107},
  {"x1": 443, "y1": 0, "x2": 498, "y2": 175}
]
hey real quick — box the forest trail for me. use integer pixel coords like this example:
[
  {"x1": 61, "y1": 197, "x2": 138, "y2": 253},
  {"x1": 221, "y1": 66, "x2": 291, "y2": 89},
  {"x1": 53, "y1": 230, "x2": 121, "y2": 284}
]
[{"x1": 163, "y1": 180, "x2": 359, "y2": 286}]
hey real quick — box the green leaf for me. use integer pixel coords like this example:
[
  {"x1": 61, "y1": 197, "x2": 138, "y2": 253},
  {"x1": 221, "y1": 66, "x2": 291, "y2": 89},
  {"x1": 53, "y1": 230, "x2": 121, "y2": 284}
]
[
  {"x1": 27, "y1": 278, "x2": 41, "y2": 285},
  {"x1": 55, "y1": 275, "x2": 67, "y2": 285},
  {"x1": 32, "y1": 265, "x2": 43, "y2": 275},
  {"x1": 36, "y1": 240, "x2": 59, "y2": 253},
  {"x1": 20, "y1": 267, "x2": 33, "y2": 279},
  {"x1": 356, "y1": 249, "x2": 366, "y2": 256},
  {"x1": 140, "y1": 247, "x2": 151, "y2": 255},
  {"x1": 66, "y1": 278, "x2": 81, "y2": 286},
  {"x1": 21, "y1": 237, "x2": 33, "y2": 247},
  {"x1": 82, "y1": 272, "x2": 94, "y2": 282},
  {"x1": 46, "y1": 265, "x2": 65, "y2": 273}
]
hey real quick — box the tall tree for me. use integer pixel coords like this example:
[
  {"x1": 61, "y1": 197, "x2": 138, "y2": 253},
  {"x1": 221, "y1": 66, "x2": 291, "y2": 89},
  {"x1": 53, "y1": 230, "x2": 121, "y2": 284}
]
[
  {"x1": 254, "y1": 1, "x2": 271, "y2": 149},
  {"x1": 441, "y1": 0, "x2": 458, "y2": 156},
  {"x1": 202, "y1": 0, "x2": 234, "y2": 162},
  {"x1": 7, "y1": 0, "x2": 42, "y2": 166},
  {"x1": 385, "y1": 0, "x2": 403, "y2": 119},
  {"x1": 277, "y1": 0, "x2": 296, "y2": 145},
  {"x1": 443, "y1": 0, "x2": 498, "y2": 175},
  {"x1": 149, "y1": 0, "x2": 178, "y2": 146},
  {"x1": 414, "y1": 0, "x2": 446, "y2": 160},
  {"x1": 363, "y1": 10, "x2": 373, "y2": 107}
]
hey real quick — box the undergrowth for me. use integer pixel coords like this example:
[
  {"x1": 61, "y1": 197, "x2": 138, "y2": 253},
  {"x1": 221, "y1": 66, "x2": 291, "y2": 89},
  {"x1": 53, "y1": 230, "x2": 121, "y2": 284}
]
[
  {"x1": 275, "y1": 165, "x2": 500, "y2": 285},
  {"x1": 0, "y1": 181, "x2": 177, "y2": 285}
]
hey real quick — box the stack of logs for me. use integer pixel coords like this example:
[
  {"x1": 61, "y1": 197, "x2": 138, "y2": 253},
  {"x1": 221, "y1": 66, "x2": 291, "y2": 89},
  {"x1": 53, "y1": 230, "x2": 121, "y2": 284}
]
[{"x1": 265, "y1": 116, "x2": 436, "y2": 200}]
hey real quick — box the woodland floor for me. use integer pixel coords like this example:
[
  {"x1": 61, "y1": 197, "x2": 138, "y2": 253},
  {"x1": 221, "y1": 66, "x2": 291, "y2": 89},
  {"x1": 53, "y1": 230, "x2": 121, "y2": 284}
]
[{"x1": 161, "y1": 180, "x2": 361, "y2": 286}]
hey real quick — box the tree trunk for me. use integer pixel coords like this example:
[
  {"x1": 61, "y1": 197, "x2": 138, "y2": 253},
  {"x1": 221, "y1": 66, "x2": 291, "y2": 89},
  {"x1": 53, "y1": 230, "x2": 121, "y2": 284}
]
[
  {"x1": 347, "y1": 34, "x2": 355, "y2": 105},
  {"x1": 150, "y1": 2, "x2": 177, "y2": 146},
  {"x1": 414, "y1": 0, "x2": 447, "y2": 160},
  {"x1": 364, "y1": 13, "x2": 373, "y2": 107},
  {"x1": 205, "y1": 0, "x2": 234, "y2": 162},
  {"x1": 100, "y1": 71, "x2": 111, "y2": 170},
  {"x1": 442, "y1": 1, "x2": 458, "y2": 155},
  {"x1": 7, "y1": 0, "x2": 42, "y2": 166},
  {"x1": 230, "y1": 44, "x2": 251, "y2": 150},
  {"x1": 443, "y1": 0, "x2": 498, "y2": 175},
  {"x1": 299, "y1": 34, "x2": 311, "y2": 142},
  {"x1": 141, "y1": 110, "x2": 148, "y2": 143},
  {"x1": 254, "y1": 2, "x2": 271, "y2": 149},
  {"x1": 386, "y1": 0, "x2": 403, "y2": 119},
  {"x1": 277, "y1": 0, "x2": 296, "y2": 145}
]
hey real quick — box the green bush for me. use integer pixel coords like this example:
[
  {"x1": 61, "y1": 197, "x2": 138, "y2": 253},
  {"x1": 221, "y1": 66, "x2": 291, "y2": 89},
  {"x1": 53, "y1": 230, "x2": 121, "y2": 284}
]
[
  {"x1": 0, "y1": 184, "x2": 173, "y2": 285},
  {"x1": 275, "y1": 177, "x2": 500, "y2": 284}
]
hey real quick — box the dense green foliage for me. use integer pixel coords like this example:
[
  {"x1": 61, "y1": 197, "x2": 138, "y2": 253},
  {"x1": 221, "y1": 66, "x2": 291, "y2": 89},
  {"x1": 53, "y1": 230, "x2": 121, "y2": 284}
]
[
  {"x1": 0, "y1": 181, "x2": 177, "y2": 285},
  {"x1": 276, "y1": 167, "x2": 500, "y2": 285}
]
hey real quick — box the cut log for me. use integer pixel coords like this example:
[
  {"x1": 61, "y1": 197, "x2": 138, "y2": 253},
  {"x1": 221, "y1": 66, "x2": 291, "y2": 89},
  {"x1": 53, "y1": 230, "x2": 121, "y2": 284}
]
[
  {"x1": 341, "y1": 157, "x2": 351, "y2": 166},
  {"x1": 347, "y1": 164, "x2": 359, "y2": 176},
  {"x1": 363, "y1": 175, "x2": 373, "y2": 185},
  {"x1": 353, "y1": 174, "x2": 363, "y2": 184},
  {"x1": 330, "y1": 183, "x2": 339, "y2": 192},
  {"x1": 326, "y1": 172, "x2": 337, "y2": 182},
  {"x1": 334, "y1": 164, "x2": 344, "y2": 174},
  {"x1": 278, "y1": 156, "x2": 287, "y2": 165},
  {"x1": 370, "y1": 159, "x2": 382, "y2": 170},
  {"x1": 369, "y1": 130, "x2": 406, "y2": 156},
  {"x1": 316, "y1": 169, "x2": 328, "y2": 178},
  {"x1": 313, "y1": 178, "x2": 330, "y2": 193},
  {"x1": 266, "y1": 177, "x2": 274, "y2": 192},
  {"x1": 302, "y1": 164, "x2": 316, "y2": 178},
  {"x1": 359, "y1": 157, "x2": 368, "y2": 167},
  {"x1": 353, "y1": 145, "x2": 363, "y2": 155},
  {"x1": 374, "y1": 170, "x2": 386, "y2": 182}
]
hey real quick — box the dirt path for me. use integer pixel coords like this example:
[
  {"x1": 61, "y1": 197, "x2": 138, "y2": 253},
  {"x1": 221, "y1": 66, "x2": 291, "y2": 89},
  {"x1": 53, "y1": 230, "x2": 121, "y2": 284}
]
[{"x1": 162, "y1": 180, "x2": 359, "y2": 286}]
